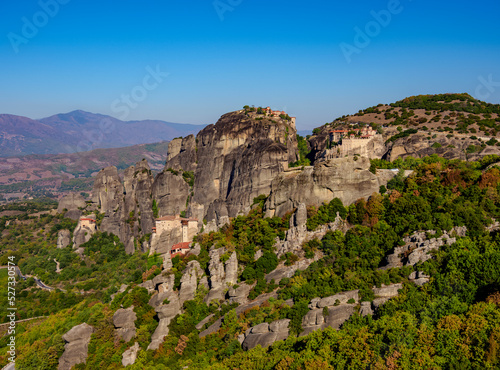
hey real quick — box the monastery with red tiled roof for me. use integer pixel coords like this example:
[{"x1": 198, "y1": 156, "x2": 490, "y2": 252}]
[
  {"x1": 152, "y1": 214, "x2": 198, "y2": 258},
  {"x1": 171, "y1": 242, "x2": 191, "y2": 259}
]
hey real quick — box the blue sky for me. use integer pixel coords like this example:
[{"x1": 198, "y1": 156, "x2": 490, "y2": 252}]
[{"x1": 1, "y1": 0, "x2": 499, "y2": 131}]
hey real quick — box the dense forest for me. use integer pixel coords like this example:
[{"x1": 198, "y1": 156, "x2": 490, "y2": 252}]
[{"x1": 1, "y1": 154, "x2": 500, "y2": 368}]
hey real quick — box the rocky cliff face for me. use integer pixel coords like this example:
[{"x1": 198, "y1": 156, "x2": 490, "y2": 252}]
[
  {"x1": 91, "y1": 160, "x2": 155, "y2": 254},
  {"x1": 151, "y1": 170, "x2": 190, "y2": 217},
  {"x1": 384, "y1": 131, "x2": 500, "y2": 161},
  {"x1": 158, "y1": 111, "x2": 298, "y2": 223},
  {"x1": 57, "y1": 193, "x2": 86, "y2": 220},
  {"x1": 264, "y1": 157, "x2": 395, "y2": 218}
]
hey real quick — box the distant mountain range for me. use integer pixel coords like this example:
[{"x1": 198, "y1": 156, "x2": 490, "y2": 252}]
[{"x1": 0, "y1": 110, "x2": 206, "y2": 157}]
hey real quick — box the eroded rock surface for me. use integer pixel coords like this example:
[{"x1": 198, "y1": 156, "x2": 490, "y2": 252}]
[
  {"x1": 241, "y1": 319, "x2": 291, "y2": 350},
  {"x1": 301, "y1": 290, "x2": 359, "y2": 336},
  {"x1": 372, "y1": 283, "x2": 403, "y2": 309},
  {"x1": 273, "y1": 204, "x2": 348, "y2": 259},
  {"x1": 122, "y1": 342, "x2": 140, "y2": 367},
  {"x1": 57, "y1": 229, "x2": 71, "y2": 249},
  {"x1": 158, "y1": 111, "x2": 298, "y2": 224},
  {"x1": 57, "y1": 193, "x2": 86, "y2": 216},
  {"x1": 179, "y1": 261, "x2": 204, "y2": 305},
  {"x1": 205, "y1": 249, "x2": 239, "y2": 304},
  {"x1": 264, "y1": 157, "x2": 396, "y2": 218},
  {"x1": 113, "y1": 307, "x2": 137, "y2": 342},
  {"x1": 148, "y1": 292, "x2": 181, "y2": 350},
  {"x1": 58, "y1": 323, "x2": 94, "y2": 370},
  {"x1": 380, "y1": 227, "x2": 467, "y2": 270}
]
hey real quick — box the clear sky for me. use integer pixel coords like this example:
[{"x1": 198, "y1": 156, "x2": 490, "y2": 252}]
[{"x1": 1, "y1": 0, "x2": 499, "y2": 131}]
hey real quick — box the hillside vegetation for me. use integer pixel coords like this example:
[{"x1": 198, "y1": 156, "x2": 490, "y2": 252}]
[
  {"x1": 2, "y1": 154, "x2": 500, "y2": 368},
  {"x1": 339, "y1": 93, "x2": 500, "y2": 137}
]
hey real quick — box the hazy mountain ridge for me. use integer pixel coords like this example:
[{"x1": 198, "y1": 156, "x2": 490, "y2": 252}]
[{"x1": 0, "y1": 110, "x2": 205, "y2": 157}]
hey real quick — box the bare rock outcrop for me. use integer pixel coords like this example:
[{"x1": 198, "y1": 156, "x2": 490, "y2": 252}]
[
  {"x1": 57, "y1": 229, "x2": 71, "y2": 249},
  {"x1": 179, "y1": 261, "x2": 204, "y2": 305},
  {"x1": 152, "y1": 170, "x2": 190, "y2": 217},
  {"x1": 165, "y1": 135, "x2": 198, "y2": 172},
  {"x1": 58, "y1": 323, "x2": 94, "y2": 370},
  {"x1": 57, "y1": 193, "x2": 86, "y2": 219},
  {"x1": 149, "y1": 228, "x2": 180, "y2": 262},
  {"x1": 89, "y1": 162, "x2": 155, "y2": 254},
  {"x1": 205, "y1": 249, "x2": 239, "y2": 304},
  {"x1": 227, "y1": 283, "x2": 253, "y2": 305},
  {"x1": 92, "y1": 166, "x2": 123, "y2": 214},
  {"x1": 359, "y1": 301, "x2": 374, "y2": 316},
  {"x1": 113, "y1": 307, "x2": 137, "y2": 342},
  {"x1": 264, "y1": 157, "x2": 396, "y2": 218},
  {"x1": 157, "y1": 110, "x2": 298, "y2": 224},
  {"x1": 200, "y1": 292, "x2": 281, "y2": 338},
  {"x1": 123, "y1": 160, "x2": 155, "y2": 238},
  {"x1": 409, "y1": 271, "x2": 431, "y2": 286},
  {"x1": 372, "y1": 283, "x2": 403, "y2": 309},
  {"x1": 122, "y1": 342, "x2": 140, "y2": 367},
  {"x1": 384, "y1": 132, "x2": 500, "y2": 162},
  {"x1": 274, "y1": 204, "x2": 348, "y2": 258},
  {"x1": 241, "y1": 319, "x2": 291, "y2": 350},
  {"x1": 148, "y1": 292, "x2": 181, "y2": 350},
  {"x1": 380, "y1": 227, "x2": 467, "y2": 270},
  {"x1": 301, "y1": 290, "x2": 359, "y2": 336},
  {"x1": 265, "y1": 260, "x2": 313, "y2": 283},
  {"x1": 224, "y1": 252, "x2": 238, "y2": 286}
]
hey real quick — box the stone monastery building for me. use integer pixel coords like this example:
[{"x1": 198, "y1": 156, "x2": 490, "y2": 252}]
[{"x1": 152, "y1": 215, "x2": 198, "y2": 244}]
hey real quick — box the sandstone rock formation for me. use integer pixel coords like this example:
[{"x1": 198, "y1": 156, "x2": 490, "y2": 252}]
[
  {"x1": 58, "y1": 323, "x2": 94, "y2": 370},
  {"x1": 148, "y1": 292, "x2": 181, "y2": 350},
  {"x1": 372, "y1": 283, "x2": 403, "y2": 309},
  {"x1": 90, "y1": 161, "x2": 155, "y2": 254},
  {"x1": 149, "y1": 228, "x2": 178, "y2": 263},
  {"x1": 205, "y1": 249, "x2": 239, "y2": 304},
  {"x1": 264, "y1": 157, "x2": 396, "y2": 218},
  {"x1": 57, "y1": 193, "x2": 86, "y2": 219},
  {"x1": 122, "y1": 342, "x2": 140, "y2": 367},
  {"x1": 57, "y1": 229, "x2": 71, "y2": 249},
  {"x1": 199, "y1": 292, "x2": 281, "y2": 338},
  {"x1": 265, "y1": 260, "x2": 313, "y2": 284},
  {"x1": 380, "y1": 227, "x2": 467, "y2": 270},
  {"x1": 179, "y1": 261, "x2": 204, "y2": 305},
  {"x1": 273, "y1": 204, "x2": 348, "y2": 259},
  {"x1": 152, "y1": 170, "x2": 190, "y2": 217},
  {"x1": 301, "y1": 290, "x2": 359, "y2": 336},
  {"x1": 157, "y1": 111, "x2": 298, "y2": 224},
  {"x1": 227, "y1": 283, "x2": 253, "y2": 305},
  {"x1": 123, "y1": 160, "x2": 155, "y2": 237},
  {"x1": 113, "y1": 307, "x2": 137, "y2": 342},
  {"x1": 165, "y1": 135, "x2": 198, "y2": 173},
  {"x1": 241, "y1": 319, "x2": 291, "y2": 350},
  {"x1": 409, "y1": 271, "x2": 431, "y2": 286},
  {"x1": 383, "y1": 132, "x2": 496, "y2": 162}
]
